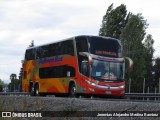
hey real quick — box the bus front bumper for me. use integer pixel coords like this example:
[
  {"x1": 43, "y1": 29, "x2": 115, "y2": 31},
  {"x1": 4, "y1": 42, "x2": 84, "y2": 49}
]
[{"x1": 86, "y1": 80, "x2": 125, "y2": 96}]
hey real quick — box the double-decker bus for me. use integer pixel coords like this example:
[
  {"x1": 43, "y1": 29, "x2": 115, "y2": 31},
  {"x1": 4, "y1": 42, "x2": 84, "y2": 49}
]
[{"x1": 22, "y1": 35, "x2": 132, "y2": 97}]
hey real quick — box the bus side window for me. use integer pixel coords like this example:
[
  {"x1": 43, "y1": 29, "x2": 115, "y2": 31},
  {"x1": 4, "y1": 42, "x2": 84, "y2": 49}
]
[
  {"x1": 39, "y1": 65, "x2": 75, "y2": 79},
  {"x1": 25, "y1": 49, "x2": 35, "y2": 60},
  {"x1": 81, "y1": 59, "x2": 89, "y2": 77},
  {"x1": 60, "y1": 40, "x2": 74, "y2": 56},
  {"x1": 76, "y1": 36, "x2": 89, "y2": 74}
]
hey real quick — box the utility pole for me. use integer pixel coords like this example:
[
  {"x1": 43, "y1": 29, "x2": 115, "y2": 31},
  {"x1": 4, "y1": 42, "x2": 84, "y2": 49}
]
[
  {"x1": 129, "y1": 78, "x2": 131, "y2": 93},
  {"x1": 159, "y1": 78, "x2": 160, "y2": 93},
  {"x1": 143, "y1": 78, "x2": 145, "y2": 93}
]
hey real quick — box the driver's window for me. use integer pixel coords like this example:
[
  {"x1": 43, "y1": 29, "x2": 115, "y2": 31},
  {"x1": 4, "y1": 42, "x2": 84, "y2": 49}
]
[
  {"x1": 81, "y1": 59, "x2": 89, "y2": 77},
  {"x1": 92, "y1": 60, "x2": 106, "y2": 77}
]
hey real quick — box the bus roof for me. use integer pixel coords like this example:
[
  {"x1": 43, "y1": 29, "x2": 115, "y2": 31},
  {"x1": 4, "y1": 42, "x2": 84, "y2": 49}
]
[{"x1": 26, "y1": 35, "x2": 119, "y2": 50}]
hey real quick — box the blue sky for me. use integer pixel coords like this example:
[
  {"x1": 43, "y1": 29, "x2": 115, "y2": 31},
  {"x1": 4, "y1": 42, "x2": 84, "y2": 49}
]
[{"x1": 0, "y1": 0, "x2": 160, "y2": 83}]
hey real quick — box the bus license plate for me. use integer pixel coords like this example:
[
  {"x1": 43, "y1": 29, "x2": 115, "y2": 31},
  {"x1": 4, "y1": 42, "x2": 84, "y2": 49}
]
[{"x1": 105, "y1": 91, "x2": 111, "y2": 94}]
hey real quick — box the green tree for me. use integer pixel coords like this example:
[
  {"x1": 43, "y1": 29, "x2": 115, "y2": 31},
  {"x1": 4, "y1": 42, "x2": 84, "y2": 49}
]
[
  {"x1": 154, "y1": 58, "x2": 160, "y2": 90},
  {"x1": 99, "y1": 3, "x2": 113, "y2": 36},
  {"x1": 99, "y1": 4, "x2": 156, "y2": 93},
  {"x1": 0, "y1": 79, "x2": 8, "y2": 92},
  {"x1": 143, "y1": 34, "x2": 154, "y2": 92},
  {"x1": 0, "y1": 79, "x2": 5, "y2": 85},
  {"x1": 120, "y1": 13, "x2": 148, "y2": 92},
  {"x1": 10, "y1": 73, "x2": 17, "y2": 82},
  {"x1": 99, "y1": 3, "x2": 127, "y2": 39},
  {"x1": 29, "y1": 40, "x2": 35, "y2": 47},
  {"x1": 0, "y1": 79, "x2": 5, "y2": 91},
  {"x1": 143, "y1": 34, "x2": 154, "y2": 54},
  {"x1": 8, "y1": 74, "x2": 20, "y2": 92}
]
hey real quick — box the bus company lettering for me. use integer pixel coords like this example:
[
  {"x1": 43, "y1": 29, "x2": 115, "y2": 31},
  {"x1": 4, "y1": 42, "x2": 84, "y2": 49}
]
[
  {"x1": 39, "y1": 56, "x2": 63, "y2": 64},
  {"x1": 11, "y1": 112, "x2": 42, "y2": 118},
  {"x1": 96, "y1": 50, "x2": 117, "y2": 56}
]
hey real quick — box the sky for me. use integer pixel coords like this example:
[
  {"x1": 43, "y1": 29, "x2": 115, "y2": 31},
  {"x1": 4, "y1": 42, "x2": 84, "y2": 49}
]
[{"x1": 0, "y1": 0, "x2": 160, "y2": 83}]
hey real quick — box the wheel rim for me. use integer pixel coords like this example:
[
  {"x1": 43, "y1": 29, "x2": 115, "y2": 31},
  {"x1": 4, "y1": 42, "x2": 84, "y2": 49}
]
[
  {"x1": 36, "y1": 88, "x2": 39, "y2": 95},
  {"x1": 70, "y1": 84, "x2": 76, "y2": 97},
  {"x1": 35, "y1": 86, "x2": 39, "y2": 96},
  {"x1": 71, "y1": 86, "x2": 76, "y2": 95},
  {"x1": 31, "y1": 85, "x2": 34, "y2": 95}
]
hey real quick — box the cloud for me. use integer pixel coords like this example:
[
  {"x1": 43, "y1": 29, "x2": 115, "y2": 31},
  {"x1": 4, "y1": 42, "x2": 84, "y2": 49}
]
[
  {"x1": 0, "y1": 0, "x2": 160, "y2": 83},
  {"x1": 0, "y1": 54, "x2": 22, "y2": 83},
  {"x1": 0, "y1": 0, "x2": 106, "y2": 83}
]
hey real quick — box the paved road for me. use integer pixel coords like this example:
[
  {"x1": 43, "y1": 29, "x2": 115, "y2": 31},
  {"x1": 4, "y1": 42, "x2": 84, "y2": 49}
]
[{"x1": 0, "y1": 96, "x2": 160, "y2": 120}]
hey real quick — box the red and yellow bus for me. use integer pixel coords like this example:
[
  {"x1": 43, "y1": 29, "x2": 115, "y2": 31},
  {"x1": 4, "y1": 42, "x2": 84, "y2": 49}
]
[{"x1": 22, "y1": 35, "x2": 132, "y2": 97}]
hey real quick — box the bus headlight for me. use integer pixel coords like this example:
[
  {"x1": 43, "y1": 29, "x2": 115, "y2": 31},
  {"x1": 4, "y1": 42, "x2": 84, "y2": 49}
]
[
  {"x1": 91, "y1": 82, "x2": 96, "y2": 86},
  {"x1": 119, "y1": 85, "x2": 125, "y2": 89},
  {"x1": 86, "y1": 80, "x2": 96, "y2": 86}
]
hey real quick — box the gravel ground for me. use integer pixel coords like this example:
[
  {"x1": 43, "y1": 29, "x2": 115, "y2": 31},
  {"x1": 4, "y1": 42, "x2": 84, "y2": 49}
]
[{"x1": 0, "y1": 96, "x2": 160, "y2": 120}]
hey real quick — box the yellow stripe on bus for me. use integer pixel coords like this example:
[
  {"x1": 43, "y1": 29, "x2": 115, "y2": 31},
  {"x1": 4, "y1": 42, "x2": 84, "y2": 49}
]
[
  {"x1": 54, "y1": 79, "x2": 66, "y2": 92},
  {"x1": 40, "y1": 78, "x2": 66, "y2": 93}
]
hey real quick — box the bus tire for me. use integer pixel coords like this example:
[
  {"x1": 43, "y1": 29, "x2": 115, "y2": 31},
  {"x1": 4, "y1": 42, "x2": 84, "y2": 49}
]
[
  {"x1": 30, "y1": 84, "x2": 35, "y2": 96},
  {"x1": 34, "y1": 84, "x2": 39, "y2": 96},
  {"x1": 69, "y1": 83, "x2": 76, "y2": 97}
]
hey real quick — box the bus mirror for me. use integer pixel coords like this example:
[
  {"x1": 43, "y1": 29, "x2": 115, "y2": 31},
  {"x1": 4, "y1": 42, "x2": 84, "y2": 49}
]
[
  {"x1": 125, "y1": 57, "x2": 133, "y2": 69},
  {"x1": 79, "y1": 52, "x2": 92, "y2": 64}
]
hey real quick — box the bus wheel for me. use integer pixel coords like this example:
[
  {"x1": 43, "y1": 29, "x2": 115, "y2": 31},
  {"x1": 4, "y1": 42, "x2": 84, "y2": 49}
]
[
  {"x1": 69, "y1": 83, "x2": 76, "y2": 97},
  {"x1": 34, "y1": 84, "x2": 39, "y2": 96},
  {"x1": 30, "y1": 84, "x2": 35, "y2": 96}
]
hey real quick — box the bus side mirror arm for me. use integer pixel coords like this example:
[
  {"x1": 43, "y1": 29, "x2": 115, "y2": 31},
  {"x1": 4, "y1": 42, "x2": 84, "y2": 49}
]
[
  {"x1": 79, "y1": 52, "x2": 92, "y2": 64},
  {"x1": 125, "y1": 57, "x2": 133, "y2": 69}
]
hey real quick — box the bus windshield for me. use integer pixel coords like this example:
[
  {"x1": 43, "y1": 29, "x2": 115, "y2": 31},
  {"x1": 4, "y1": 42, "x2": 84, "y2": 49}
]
[{"x1": 91, "y1": 59, "x2": 124, "y2": 82}]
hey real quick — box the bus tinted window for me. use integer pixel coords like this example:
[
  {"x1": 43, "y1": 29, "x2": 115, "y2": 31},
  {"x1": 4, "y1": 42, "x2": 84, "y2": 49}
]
[
  {"x1": 75, "y1": 36, "x2": 89, "y2": 74},
  {"x1": 39, "y1": 65, "x2": 75, "y2": 78},
  {"x1": 76, "y1": 36, "x2": 88, "y2": 52},
  {"x1": 25, "y1": 40, "x2": 74, "y2": 60},
  {"x1": 55, "y1": 40, "x2": 74, "y2": 56},
  {"x1": 89, "y1": 37, "x2": 121, "y2": 58},
  {"x1": 37, "y1": 45, "x2": 50, "y2": 58},
  {"x1": 36, "y1": 40, "x2": 74, "y2": 58},
  {"x1": 25, "y1": 49, "x2": 35, "y2": 60}
]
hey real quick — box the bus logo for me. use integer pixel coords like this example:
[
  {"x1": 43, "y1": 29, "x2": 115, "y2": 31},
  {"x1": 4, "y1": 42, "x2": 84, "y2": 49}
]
[
  {"x1": 2, "y1": 112, "x2": 11, "y2": 117},
  {"x1": 39, "y1": 56, "x2": 63, "y2": 64}
]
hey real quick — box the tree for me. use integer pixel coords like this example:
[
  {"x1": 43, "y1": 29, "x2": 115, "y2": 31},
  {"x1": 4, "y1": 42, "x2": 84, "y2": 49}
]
[
  {"x1": 0, "y1": 79, "x2": 8, "y2": 92},
  {"x1": 120, "y1": 13, "x2": 148, "y2": 92},
  {"x1": 0, "y1": 79, "x2": 5, "y2": 85},
  {"x1": 143, "y1": 34, "x2": 154, "y2": 92},
  {"x1": 0, "y1": 79, "x2": 5, "y2": 92},
  {"x1": 99, "y1": 4, "x2": 156, "y2": 93},
  {"x1": 154, "y1": 58, "x2": 160, "y2": 90},
  {"x1": 99, "y1": 3, "x2": 127, "y2": 39},
  {"x1": 10, "y1": 74, "x2": 17, "y2": 82},
  {"x1": 99, "y1": 3, "x2": 113, "y2": 36},
  {"x1": 143, "y1": 34, "x2": 154, "y2": 54},
  {"x1": 29, "y1": 40, "x2": 35, "y2": 47},
  {"x1": 9, "y1": 74, "x2": 20, "y2": 92}
]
